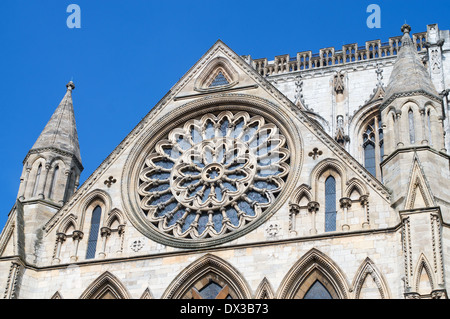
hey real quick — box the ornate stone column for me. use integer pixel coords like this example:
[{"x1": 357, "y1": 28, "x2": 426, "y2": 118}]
[
  {"x1": 38, "y1": 162, "x2": 51, "y2": 199},
  {"x1": 117, "y1": 224, "x2": 126, "y2": 253},
  {"x1": 61, "y1": 169, "x2": 71, "y2": 204},
  {"x1": 395, "y1": 111, "x2": 403, "y2": 148},
  {"x1": 339, "y1": 197, "x2": 352, "y2": 231},
  {"x1": 99, "y1": 227, "x2": 111, "y2": 259},
  {"x1": 70, "y1": 230, "x2": 83, "y2": 262},
  {"x1": 419, "y1": 107, "x2": 428, "y2": 146},
  {"x1": 3, "y1": 261, "x2": 22, "y2": 299},
  {"x1": 18, "y1": 165, "x2": 32, "y2": 201},
  {"x1": 360, "y1": 195, "x2": 370, "y2": 229},
  {"x1": 52, "y1": 232, "x2": 67, "y2": 264},
  {"x1": 307, "y1": 201, "x2": 320, "y2": 235},
  {"x1": 289, "y1": 203, "x2": 300, "y2": 235}
]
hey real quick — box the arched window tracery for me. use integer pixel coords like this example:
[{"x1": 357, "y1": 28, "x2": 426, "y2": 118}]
[
  {"x1": 325, "y1": 176, "x2": 336, "y2": 232},
  {"x1": 86, "y1": 205, "x2": 102, "y2": 259},
  {"x1": 362, "y1": 116, "x2": 384, "y2": 180}
]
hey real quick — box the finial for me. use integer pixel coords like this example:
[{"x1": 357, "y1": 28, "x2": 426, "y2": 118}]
[
  {"x1": 66, "y1": 81, "x2": 75, "y2": 91},
  {"x1": 401, "y1": 23, "x2": 411, "y2": 34}
]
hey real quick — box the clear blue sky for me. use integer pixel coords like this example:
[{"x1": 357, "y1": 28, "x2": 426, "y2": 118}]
[{"x1": 0, "y1": 0, "x2": 448, "y2": 230}]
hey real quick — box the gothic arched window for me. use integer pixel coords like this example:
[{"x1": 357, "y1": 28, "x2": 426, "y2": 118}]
[
  {"x1": 408, "y1": 109, "x2": 415, "y2": 144},
  {"x1": 362, "y1": 117, "x2": 384, "y2": 179},
  {"x1": 86, "y1": 205, "x2": 102, "y2": 259},
  {"x1": 325, "y1": 176, "x2": 336, "y2": 232},
  {"x1": 32, "y1": 164, "x2": 42, "y2": 197}
]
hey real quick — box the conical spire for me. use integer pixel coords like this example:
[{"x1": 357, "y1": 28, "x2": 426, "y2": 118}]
[
  {"x1": 30, "y1": 81, "x2": 81, "y2": 163},
  {"x1": 383, "y1": 24, "x2": 439, "y2": 104}
]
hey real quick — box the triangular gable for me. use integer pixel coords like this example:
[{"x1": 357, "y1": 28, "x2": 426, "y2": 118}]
[
  {"x1": 43, "y1": 39, "x2": 392, "y2": 235},
  {"x1": 0, "y1": 201, "x2": 26, "y2": 258},
  {"x1": 0, "y1": 217, "x2": 15, "y2": 257},
  {"x1": 404, "y1": 154, "x2": 436, "y2": 210}
]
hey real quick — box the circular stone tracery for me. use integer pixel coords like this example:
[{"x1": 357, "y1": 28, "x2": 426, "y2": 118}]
[{"x1": 138, "y1": 111, "x2": 289, "y2": 240}]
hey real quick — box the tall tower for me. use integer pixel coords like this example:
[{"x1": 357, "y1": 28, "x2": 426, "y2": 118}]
[
  {"x1": 380, "y1": 25, "x2": 449, "y2": 298},
  {"x1": 15, "y1": 81, "x2": 83, "y2": 263},
  {"x1": 17, "y1": 81, "x2": 83, "y2": 205},
  {"x1": 380, "y1": 24, "x2": 446, "y2": 205}
]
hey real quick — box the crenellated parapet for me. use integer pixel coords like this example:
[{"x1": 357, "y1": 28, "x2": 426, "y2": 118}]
[{"x1": 246, "y1": 31, "x2": 427, "y2": 76}]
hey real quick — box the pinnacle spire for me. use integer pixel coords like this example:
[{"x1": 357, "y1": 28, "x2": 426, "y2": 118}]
[
  {"x1": 30, "y1": 81, "x2": 82, "y2": 164},
  {"x1": 383, "y1": 24, "x2": 439, "y2": 104}
]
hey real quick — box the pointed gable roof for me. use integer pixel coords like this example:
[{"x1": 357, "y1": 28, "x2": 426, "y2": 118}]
[
  {"x1": 30, "y1": 81, "x2": 81, "y2": 164},
  {"x1": 404, "y1": 154, "x2": 436, "y2": 210},
  {"x1": 382, "y1": 24, "x2": 440, "y2": 107},
  {"x1": 43, "y1": 39, "x2": 392, "y2": 235}
]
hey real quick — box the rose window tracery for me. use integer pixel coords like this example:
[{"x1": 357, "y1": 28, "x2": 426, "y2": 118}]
[{"x1": 137, "y1": 111, "x2": 289, "y2": 240}]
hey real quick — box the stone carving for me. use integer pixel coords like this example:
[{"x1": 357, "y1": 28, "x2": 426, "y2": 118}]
[
  {"x1": 265, "y1": 223, "x2": 280, "y2": 238},
  {"x1": 130, "y1": 239, "x2": 144, "y2": 252},
  {"x1": 294, "y1": 75, "x2": 308, "y2": 109},
  {"x1": 430, "y1": 48, "x2": 441, "y2": 74},
  {"x1": 104, "y1": 176, "x2": 117, "y2": 188},
  {"x1": 333, "y1": 71, "x2": 345, "y2": 94},
  {"x1": 138, "y1": 111, "x2": 289, "y2": 240},
  {"x1": 308, "y1": 148, "x2": 323, "y2": 160},
  {"x1": 376, "y1": 63, "x2": 384, "y2": 87},
  {"x1": 335, "y1": 115, "x2": 349, "y2": 146}
]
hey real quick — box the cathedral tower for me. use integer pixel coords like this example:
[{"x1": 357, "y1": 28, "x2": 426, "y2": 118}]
[
  {"x1": 17, "y1": 81, "x2": 83, "y2": 205},
  {"x1": 15, "y1": 81, "x2": 83, "y2": 264},
  {"x1": 380, "y1": 25, "x2": 449, "y2": 298},
  {"x1": 380, "y1": 24, "x2": 446, "y2": 205}
]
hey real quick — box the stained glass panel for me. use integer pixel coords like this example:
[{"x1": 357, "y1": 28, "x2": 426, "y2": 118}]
[
  {"x1": 86, "y1": 205, "x2": 102, "y2": 259},
  {"x1": 304, "y1": 280, "x2": 333, "y2": 299},
  {"x1": 325, "y1": 176, "x2": 336, "y2": 232},
  {"x1": 209, "y1": 72, "x2": 229, "y2": 87}
]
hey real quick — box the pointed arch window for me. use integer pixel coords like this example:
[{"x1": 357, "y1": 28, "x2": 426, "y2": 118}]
[
  {"x1": 86, "y1": 205, "x2": 102, "y2": 259},
  {"x1": 32, "y1": 164, "x2": 42, "y2": 197},
  {"x1": 362, "y1": 117, "x2": 384, "y2": 179},
  {"x1": 304, "y1": 280, "x2": 333, "y2": 299},
  {"x1": 325, "y1": 176, "x2": 336, "y2": 232},
  {"x1": 48, "y1": 166, "x2": 59, "y2": 199},
  {"x1": 408, "y1": 109, "x2": 415, "y2": 144}
]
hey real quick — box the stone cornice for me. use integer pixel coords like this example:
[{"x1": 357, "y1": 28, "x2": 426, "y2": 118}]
[
  {"x1": 266, "y1": 55, "x2": 398, "y2": 81},
  {"x1": 19, "y1": 198, "x2": 63, "y2": 210},
  {"x1": 24, "y1": 147, "x2": 83, "y2": 171},
  {"x1": 380, "y1": 89, "x2": 442, "y2": 111},
  {"x1": 380, "y1": 145, "x2": 450, "y2": 168},
  {"x1": 3, "y1": 222, "x2": 403, "y2": 272}
]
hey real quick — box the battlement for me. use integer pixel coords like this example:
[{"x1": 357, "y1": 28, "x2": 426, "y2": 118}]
[{"x1": 246, "y1": 30, "x2": 427, "y2": 76}]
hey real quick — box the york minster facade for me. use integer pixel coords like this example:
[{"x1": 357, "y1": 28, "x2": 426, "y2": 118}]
[{"x1": 1, "y1": 23, "x2": 450, "y2": 299}]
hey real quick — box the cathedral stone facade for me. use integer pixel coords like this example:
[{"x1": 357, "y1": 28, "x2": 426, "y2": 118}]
[{"x1": 1, "y1": 24, "x2": 450, "y2": 299}]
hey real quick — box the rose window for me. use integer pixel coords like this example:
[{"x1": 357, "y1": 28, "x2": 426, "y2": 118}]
[{"x1": 138, "y1": 111, "x2": 289, "y2": 240}]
